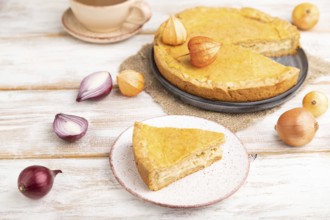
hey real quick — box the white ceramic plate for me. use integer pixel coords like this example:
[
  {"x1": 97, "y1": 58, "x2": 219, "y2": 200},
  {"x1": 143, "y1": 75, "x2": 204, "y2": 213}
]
[{"x1": 109, "y1": 115, "x2": 250, "y2": 208}]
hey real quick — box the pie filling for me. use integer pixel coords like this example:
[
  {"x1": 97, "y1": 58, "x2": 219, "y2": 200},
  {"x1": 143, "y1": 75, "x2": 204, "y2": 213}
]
[
  {"x1": 149, "y1": 146, "x2": 222, "y2": 191},
  {"x1": 237, "y1": 39, "x2": 297, "y2": 56}
]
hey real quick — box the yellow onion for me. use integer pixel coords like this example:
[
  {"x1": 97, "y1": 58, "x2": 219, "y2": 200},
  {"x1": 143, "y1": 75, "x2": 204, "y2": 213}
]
[
  {"x1": 302, "y1": 91, "x2": 328, "y2": 117},
  {"x1": 292, "y1": 2, "x2": 320, "y2": 30},
  {"x1": 275, "y1": 107, "x2": 318, "y2": 147}
]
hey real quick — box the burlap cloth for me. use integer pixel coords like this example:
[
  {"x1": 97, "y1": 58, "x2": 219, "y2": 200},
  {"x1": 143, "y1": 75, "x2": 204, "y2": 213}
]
[{"x1": 120, "y1": 44, "x2": 330, "y2": 132}]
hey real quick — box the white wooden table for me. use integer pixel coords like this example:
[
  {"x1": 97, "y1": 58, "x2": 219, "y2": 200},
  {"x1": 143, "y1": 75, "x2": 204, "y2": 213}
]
[{"x1": 1, "y1": 0, "x2": 330, "y2": 219}]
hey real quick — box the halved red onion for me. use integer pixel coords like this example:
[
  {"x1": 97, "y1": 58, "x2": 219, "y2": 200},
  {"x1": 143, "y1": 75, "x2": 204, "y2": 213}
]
[
  {"x1": 53, "y1": 113, "x2": 88, "y2": 142},
  {"x1": 76, "y1": 71, "x2": 113, "y2": 102},
  {"x1": 18, "y1": 165, "x2": 62, "y2": 200}
]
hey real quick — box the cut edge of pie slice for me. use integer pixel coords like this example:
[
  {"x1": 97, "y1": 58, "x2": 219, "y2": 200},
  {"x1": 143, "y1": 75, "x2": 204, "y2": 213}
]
[
  {"x1": 231, "y1": 7, "x2": 300, "y2": 57},
  {"x1": 132, "y1": 122, "x2": 225, "y2": 191}
]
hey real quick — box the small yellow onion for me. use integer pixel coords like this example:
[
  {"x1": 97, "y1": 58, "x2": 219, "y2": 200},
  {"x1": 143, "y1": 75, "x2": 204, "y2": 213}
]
[
  {"x1": 302, "y1": 91, "x2": 328, "y2": 117},
  {"x1": 117, "y1": 70, "x2": 145, "y2": 97},
  {"x1": 292, "y1": 2, "x2": 320, "y2": 30},
  {"x1": 275, "y1": 107, "x2": 318, "y2": 147}
]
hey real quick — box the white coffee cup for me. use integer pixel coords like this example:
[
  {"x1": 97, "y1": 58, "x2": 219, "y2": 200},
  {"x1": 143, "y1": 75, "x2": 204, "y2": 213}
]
[{"x1": 69, "y1": 0, "x2": 151, "y2": 33}]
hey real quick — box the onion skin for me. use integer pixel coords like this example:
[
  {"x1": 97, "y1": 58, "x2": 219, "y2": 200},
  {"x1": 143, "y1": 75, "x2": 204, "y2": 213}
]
[
  {"x1": 302, "y1": 91, "x2": 328, "y2": 117},
  {"x1": 275, "y1": 108, "x2": 318, "y2": 147},
  {"x1": 76, "y1": 71, "x2": 113, "y2": 102},
  {"x1": 292, "y1": 3, "x2": 320, "y2": 31},
  {"x1": 53, "y1": 113, "x2": 88, "y2": 142},
  {"x1": 18, "y1": 165, "x2": 62, "y2": 199}
]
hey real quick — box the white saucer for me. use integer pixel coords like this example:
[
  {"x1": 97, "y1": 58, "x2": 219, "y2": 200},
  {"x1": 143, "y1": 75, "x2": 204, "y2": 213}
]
[
  {"x1": 62, "y1": 7, "x2": 151, "y2": 44},
  {"x1": 109, "y1": 115, "x2": 250, "y2": 208}
]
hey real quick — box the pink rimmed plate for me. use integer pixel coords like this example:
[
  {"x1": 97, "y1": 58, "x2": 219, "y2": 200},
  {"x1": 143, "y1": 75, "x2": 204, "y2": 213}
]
[{"x1": 109, "y1": 115, "x2": 250, "y2": 208}]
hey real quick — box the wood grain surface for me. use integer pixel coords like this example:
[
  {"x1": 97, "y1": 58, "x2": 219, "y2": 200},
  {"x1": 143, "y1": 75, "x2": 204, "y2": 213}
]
[
  {"x1": 1, "y1": 0, "x2": 330, "y2": 218},
  {"x1": 1, "y1": 153, "x2": 330, "y2": 219}
]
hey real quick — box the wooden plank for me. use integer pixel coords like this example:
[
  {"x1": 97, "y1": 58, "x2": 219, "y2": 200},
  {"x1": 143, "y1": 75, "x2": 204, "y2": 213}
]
[
  {"x1": 0, "y1": 89, "x2": 164, "y2": 159},
  {"x1": 0, "y1": 83, "x2": 329, "y2": 159},
  {"x1": 0, "y1": 0, "x2": 68, "y2": 37},
  {"x1": 237, "y1": 83, "x2": 330, "y2": 154},
  {"x1": 0, "y1": 34, "x2": 153, "y2": 90},
  {"x1": 0, "y1": 1, "x2": 330, "y2": 90},
  {"x1": 1, "y1": 33, "x2": 330, "y2": 90},
  {"x1": 301, "y1": 32, "x2": 330, "y2": 61},
  {"x1": 1, "y1": 153, "x2": 330, "y2": 218},
  {"x1": 0, "y1": 1, "x2": 328, "y2": 219},
  {"x1": 1, "y1": 0, "x2": 330, "y2": 37}
]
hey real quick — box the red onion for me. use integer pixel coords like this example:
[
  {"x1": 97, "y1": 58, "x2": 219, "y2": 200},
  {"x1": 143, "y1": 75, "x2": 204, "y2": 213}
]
[
  {"x1": 76, "y1": 71, "x2": 113, "y2": 102},
  {"x1": 53, "y1": 113, "x2": 88, "y2": 142},
  {"x1": 18, "y1": 165, "x2": 62, "y2": 199}
]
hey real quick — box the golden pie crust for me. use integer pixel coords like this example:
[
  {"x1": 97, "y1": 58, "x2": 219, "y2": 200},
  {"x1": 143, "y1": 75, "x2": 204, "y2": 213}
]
[
  {"x1": 132, "y1": 122, "x2": 225, "y2": 191},
  {"x1": 154, "y1": 7, "x2": 301, "y2": 102}
]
